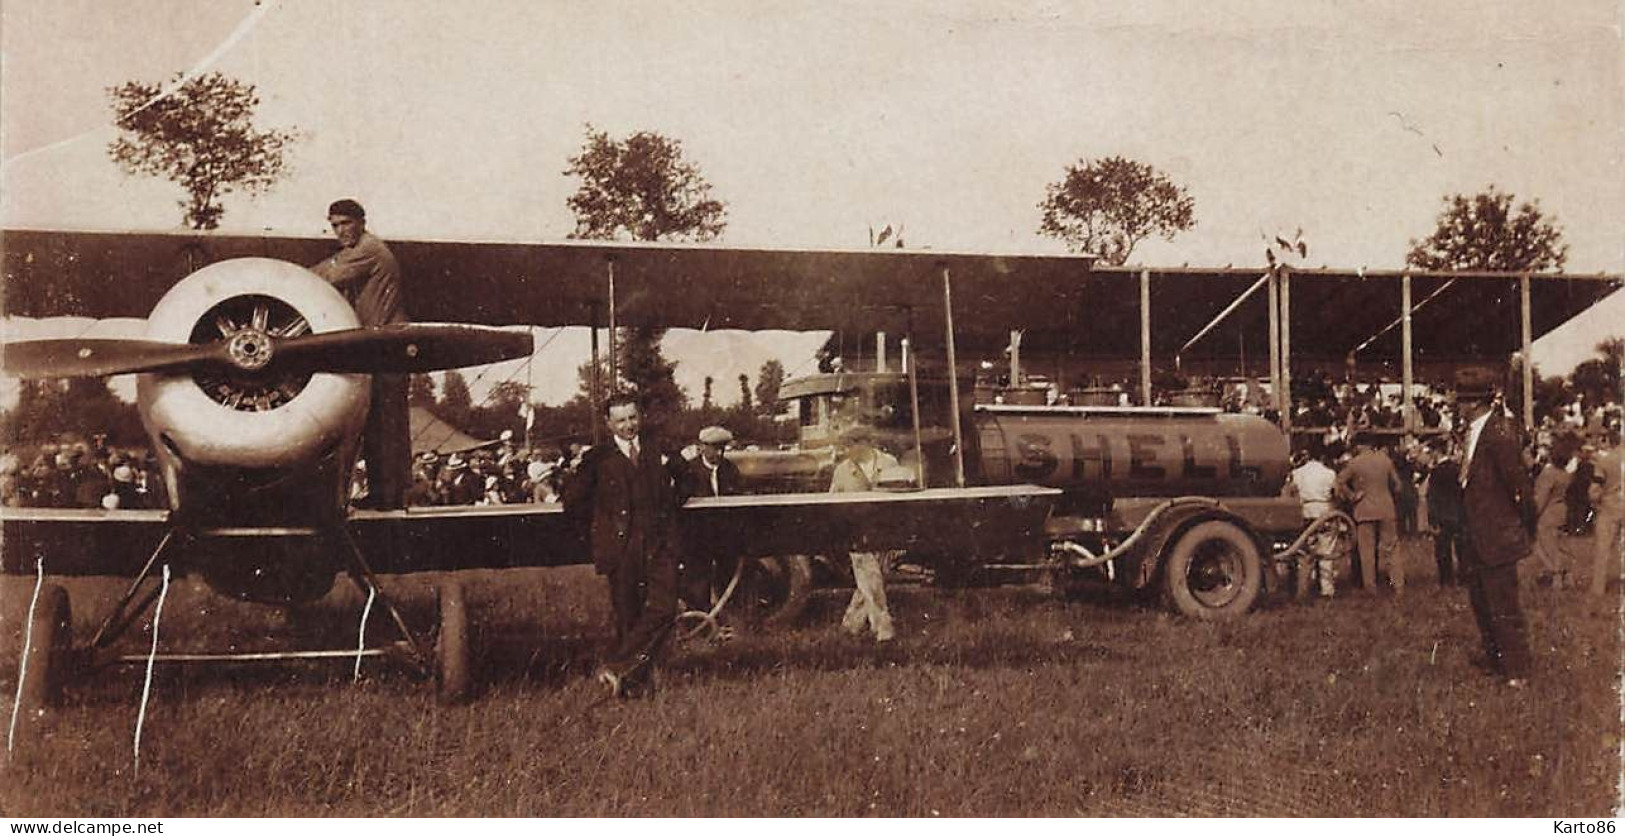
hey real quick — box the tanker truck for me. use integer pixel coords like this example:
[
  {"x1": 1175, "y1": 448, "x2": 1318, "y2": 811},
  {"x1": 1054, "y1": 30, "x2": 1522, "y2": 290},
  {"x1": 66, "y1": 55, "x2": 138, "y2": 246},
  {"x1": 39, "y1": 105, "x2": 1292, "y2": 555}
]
[{"x1": 730, "y1": 371, "x2": 1344, "y2": 620}]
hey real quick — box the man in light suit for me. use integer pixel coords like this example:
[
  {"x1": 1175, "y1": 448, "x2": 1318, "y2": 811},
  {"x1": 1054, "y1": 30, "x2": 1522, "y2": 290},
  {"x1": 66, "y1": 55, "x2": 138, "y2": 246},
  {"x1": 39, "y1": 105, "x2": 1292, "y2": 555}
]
[
  {"x1": 1455, "y1": 371, "x2": 1534, "y2": 686},
  {"x1": 1335, "y1": 432, "x2": 1407, "y2": 592},
  {"x1": 563, "y1": 393, "x2": 684, "y2": 697}
]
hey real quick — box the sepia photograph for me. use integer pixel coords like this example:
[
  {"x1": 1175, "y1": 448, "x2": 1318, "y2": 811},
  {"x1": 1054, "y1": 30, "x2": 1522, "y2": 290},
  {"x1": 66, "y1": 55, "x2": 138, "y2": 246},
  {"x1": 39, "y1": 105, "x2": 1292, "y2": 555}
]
[{"x1": 1, "y1": 0, "x2": 1622, "y2": 821}]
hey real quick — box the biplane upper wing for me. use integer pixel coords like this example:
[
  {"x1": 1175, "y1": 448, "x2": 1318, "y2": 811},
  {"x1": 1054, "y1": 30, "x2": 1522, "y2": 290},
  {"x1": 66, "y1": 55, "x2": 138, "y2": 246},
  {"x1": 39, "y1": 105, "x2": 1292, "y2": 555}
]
[
  {"x1": 4, "y1": 228, "x2": 1616, "y2": 361},
  {"x1": 1, "y1": 486, "x2": 1060, "y2": 577}
]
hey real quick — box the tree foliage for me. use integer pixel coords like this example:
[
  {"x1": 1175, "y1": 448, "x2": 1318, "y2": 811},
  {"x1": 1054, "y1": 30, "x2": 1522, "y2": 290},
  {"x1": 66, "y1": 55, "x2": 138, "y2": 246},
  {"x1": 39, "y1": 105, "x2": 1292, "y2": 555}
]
[
  {"x1": 1570, "y1": 338, "x2": 1622, "y2": 407},
  {"x1": 1406, "y1": 187, "x2": 1568, "y2": 272},
  {"x1": 2, "y1": 378, "x2": 143, "y2": 447},
  {"x1": 563, "y1": 125, "x2": 727, "y2": 243},
  {"x1": 563, "y1": 125, "x2": 727, "y2": 435},
  {"x1": 107, "y1": 71, "x2": 296, "y2": 230},
  {"x1": 1037, "y1": 156, "x2": 1195, "y2": 265},
  {"x1": 407, "y1": 374, "x2": 436, "y2": 408},
  {"x1": 754, "y1": 359, "x2": 785, "y2": 417}
]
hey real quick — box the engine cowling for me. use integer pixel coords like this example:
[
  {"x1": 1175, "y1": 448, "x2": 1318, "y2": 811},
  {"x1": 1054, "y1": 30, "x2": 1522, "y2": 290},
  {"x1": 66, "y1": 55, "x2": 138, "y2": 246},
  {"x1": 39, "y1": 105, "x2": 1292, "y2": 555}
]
[{"x1": 136, "y1": 258, "x2": 370, "y2": 511}]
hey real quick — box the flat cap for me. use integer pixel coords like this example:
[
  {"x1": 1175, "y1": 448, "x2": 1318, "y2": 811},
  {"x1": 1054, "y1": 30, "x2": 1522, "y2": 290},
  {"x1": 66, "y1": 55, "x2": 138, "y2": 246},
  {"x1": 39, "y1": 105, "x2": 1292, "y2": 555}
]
[
  {"x1": 698, "y1": 426, "x2": 733, "y2": 445},
  {"x1": 327, "y1": 198, "x2": 365, "y2": 219}
]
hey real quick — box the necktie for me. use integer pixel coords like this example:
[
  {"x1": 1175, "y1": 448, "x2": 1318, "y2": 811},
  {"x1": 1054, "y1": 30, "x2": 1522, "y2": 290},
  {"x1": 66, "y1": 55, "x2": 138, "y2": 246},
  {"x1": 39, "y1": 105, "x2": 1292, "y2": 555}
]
[{"x1": 628, "y1": 440, "x2": 639, "y2": 463}]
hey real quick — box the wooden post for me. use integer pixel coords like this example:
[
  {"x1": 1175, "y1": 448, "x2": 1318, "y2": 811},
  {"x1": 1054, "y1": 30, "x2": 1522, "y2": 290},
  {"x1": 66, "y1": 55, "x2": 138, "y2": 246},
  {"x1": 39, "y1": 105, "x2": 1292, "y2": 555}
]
[
  {"x1": 1520, "y1": 273, "x2": 1534, "y2": 429},
  {"x1": 606, "y1": 258, "x2": 618, "y2": 392},
  {"x1": 942, "y1": 266, "x2": 966, "y2": 488},
  {"x1": 904, "y1": 337, "x2": 926, "y2": 488},
  {"x1": 1267, "y1": 267, "x2": 1281, "y2": 417},
  {"x1": 1401, "y1": 271, "x2": 1414, "y2": 434},
  {"x1": 1009, "y1": 329, "x2": 1021, "y2": 391},
  {"x1": 1280, "y1": 266, "x2": 1292, "y2": 433},
  {"x1": 1140, "y1": 269, "x2": 1153, "y2": 406},
  {"x1": 876, "y1": 331, "x2": 887, "y2": 373},
  {"x1": 589, "y1": 309, "x2": 602, "y2": 444}
]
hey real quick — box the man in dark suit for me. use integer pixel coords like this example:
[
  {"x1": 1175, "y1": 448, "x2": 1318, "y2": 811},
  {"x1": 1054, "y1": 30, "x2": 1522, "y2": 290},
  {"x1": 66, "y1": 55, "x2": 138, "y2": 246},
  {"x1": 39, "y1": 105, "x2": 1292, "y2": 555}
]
[
  {"x1": 1456, "y1": 370, "x2": 1534, "y2": 686},
  {"x1": 563, "y1": 393, "x2": 683, "y2": 697},
  {"x1": 676, "y1": 425, "x2": 744, "y2": 613}
]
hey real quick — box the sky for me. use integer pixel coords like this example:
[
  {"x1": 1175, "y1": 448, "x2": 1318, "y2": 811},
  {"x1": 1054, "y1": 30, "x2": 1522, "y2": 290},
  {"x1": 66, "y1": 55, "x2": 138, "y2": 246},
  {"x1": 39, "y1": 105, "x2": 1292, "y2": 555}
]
[{"x1": 2, "y1": 0, "x2": 1622, "y2": 407}]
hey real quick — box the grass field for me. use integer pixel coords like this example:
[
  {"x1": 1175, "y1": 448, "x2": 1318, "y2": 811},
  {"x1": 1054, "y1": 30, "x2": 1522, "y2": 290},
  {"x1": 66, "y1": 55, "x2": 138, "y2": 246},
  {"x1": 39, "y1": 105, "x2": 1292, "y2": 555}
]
[{"x1": 0, "y1": 536, "x2": 1620, "y2": 817}]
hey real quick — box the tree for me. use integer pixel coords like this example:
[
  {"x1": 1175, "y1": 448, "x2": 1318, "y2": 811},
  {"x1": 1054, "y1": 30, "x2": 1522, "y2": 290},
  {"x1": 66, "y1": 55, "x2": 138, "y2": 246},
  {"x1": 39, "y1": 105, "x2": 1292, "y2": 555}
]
[
  {"x1": 737, "y1": 374, "x2": 753, "y2": 412},
  {"x1": 107, "y1": 71, "x2": 296, "y2": 230},
  {"x1": 701, "y1": 375, "x2": 715, "y2": 411},
  {"x1": 1570, "y1": 338, "x2": 1622, "y2": 407},
  {"x1": 407, "y1": 374, "x2": 436, "y2": 408},
  {"x1": 1037, "y1": 156, "x2": 1195, "y2": 265},
  {"x1": 437, "y1": 370, "x2": 474, "y2": 430},
  {"x1": 1, "y1": 378, "x2": 143, "y2": 447},
  {"x1": 563, "y1": 125, "x2": 727, "y2": 242},
  {"x1": 563, "y1": 125, "x2": 726, "y2": 431},
  {"x1": 755, "y1": 359, "x2": 785, "y2": 417},
  {"x1": 1406, "y1": 187, "x2": 1568, "y2": 272}
]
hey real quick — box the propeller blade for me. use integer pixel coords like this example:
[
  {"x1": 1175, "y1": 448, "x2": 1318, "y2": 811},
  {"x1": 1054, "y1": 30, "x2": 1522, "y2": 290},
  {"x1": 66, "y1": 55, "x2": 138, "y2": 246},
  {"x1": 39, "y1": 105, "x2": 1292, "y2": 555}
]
[
  {"x1": 1, "y1": 339, "x2": 227, "y2": 379},
  {"x1": 271, "y1": 325, "x2": 533, "y2": 374}
]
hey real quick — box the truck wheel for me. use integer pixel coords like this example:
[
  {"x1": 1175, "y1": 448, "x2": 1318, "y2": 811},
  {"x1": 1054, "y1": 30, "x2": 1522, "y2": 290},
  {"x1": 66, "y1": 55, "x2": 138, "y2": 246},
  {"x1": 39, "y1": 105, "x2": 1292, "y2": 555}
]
[
  {"x1": 1162, "y1": 520, "x2": 1264, "y2": 619},
  {"x1": 435, "y1": 582, "x2": 472, "y2": 704},
  {"x1": 738, "y1": 556, "x2": 813, "y2": 626},
  {"x1": 18, "y1": 584, "x2": 73, "y2": 718}
]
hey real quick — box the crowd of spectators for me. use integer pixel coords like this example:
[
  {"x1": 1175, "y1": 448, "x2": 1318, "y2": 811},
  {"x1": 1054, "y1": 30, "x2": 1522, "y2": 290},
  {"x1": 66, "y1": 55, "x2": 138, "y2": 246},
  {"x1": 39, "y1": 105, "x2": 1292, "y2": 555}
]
[
  {"x1": 389, "y1": 434, "x2": 578, "y2": 508},
  {"x1": 0, "y1": 439, "x2": 166, "y2": 510}
]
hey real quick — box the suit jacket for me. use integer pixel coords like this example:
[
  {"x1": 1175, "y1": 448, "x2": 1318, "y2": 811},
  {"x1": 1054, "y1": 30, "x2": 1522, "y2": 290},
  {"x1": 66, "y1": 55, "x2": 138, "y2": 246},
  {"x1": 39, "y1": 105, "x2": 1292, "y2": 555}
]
[
  {"x1": 1461, "y1": 412, "x2": 1533, "y2": 567},
  {"x1": 678, "y1": 455, "x2": 742, "y2": 500},
  {"x1": 1334, "y1": 449, "x2": 1403, "y2": 522},
  {"x1": 1425, "y1": 459, "x2": 1463, "y2": 527},
  {"x1": 563, "y1": 437, "x2": 682, "y2": 575},
  {"x1": 1532, "y1": 464, "x2": 1570, "y2": 529}
]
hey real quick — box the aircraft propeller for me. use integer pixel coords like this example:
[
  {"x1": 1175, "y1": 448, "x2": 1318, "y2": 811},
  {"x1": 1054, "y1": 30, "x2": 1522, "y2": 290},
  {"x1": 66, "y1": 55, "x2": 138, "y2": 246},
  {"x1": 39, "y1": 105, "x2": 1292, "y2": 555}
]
[{"x1": 1, "y1": 324, "x2": 534, "y2": 380}]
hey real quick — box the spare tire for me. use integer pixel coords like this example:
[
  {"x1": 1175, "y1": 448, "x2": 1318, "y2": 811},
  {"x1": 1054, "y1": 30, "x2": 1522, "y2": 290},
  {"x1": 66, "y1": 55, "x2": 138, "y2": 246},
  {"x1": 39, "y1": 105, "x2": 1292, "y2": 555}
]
[{"x1": 1161, "y1": 520, "x2": 1264, "y2": 620}]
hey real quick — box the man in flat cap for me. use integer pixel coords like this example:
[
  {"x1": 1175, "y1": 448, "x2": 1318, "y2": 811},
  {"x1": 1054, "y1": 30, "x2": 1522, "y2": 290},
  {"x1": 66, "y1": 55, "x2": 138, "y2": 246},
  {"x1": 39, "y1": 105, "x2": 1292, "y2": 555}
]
[
  {"x1": 1454, "y1": 368, "x2": 1534, "y2": 687},
  {"x1": 677, "y1": 425, "x2": 744, "y2": 613},
  {"x1": 311, "y1": 199, "x2": 410, "y2": 509}
]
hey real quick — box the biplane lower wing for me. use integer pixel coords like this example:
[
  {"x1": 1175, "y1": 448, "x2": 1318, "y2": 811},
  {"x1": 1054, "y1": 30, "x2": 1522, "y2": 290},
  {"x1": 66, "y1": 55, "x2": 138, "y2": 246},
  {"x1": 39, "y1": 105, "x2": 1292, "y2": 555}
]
[{"x1": 1, "y1": 485, "x2": 1060, "y2": 577}]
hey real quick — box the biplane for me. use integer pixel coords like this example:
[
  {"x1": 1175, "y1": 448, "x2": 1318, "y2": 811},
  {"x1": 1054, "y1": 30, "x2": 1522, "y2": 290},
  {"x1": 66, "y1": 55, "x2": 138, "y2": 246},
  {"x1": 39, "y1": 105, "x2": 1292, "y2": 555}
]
[{"x1": 0, "y1": 229, "x2": 1064, "y2": 723}]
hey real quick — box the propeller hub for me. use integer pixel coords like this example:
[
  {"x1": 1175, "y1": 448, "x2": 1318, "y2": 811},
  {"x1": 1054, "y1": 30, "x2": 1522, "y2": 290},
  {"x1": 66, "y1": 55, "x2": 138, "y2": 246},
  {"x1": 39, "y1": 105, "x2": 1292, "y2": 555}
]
[{"x1": 225, "y1": 329, "x2": 274, "y2": 372}]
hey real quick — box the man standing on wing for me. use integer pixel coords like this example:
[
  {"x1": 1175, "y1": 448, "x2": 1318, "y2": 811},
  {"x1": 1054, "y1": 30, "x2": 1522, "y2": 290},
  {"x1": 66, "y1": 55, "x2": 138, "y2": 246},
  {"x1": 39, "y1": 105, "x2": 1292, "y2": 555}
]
[
  {"x1": 310, "y1": 199, "x2": 409, "y2": 509},
  {"x1": 1455, "y1": 370, "x2": 1534, "y2": 687},
  {"x1": 564, "y1": 394, "x2": 683, "y2": 697}
]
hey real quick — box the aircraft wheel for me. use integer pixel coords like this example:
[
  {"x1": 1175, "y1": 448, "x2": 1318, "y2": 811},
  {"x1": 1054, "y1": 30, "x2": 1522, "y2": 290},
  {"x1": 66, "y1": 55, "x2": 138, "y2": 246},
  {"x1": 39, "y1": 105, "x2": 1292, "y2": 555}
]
[
  {"x1": 434, "y1": 581, "x2": 472, "y2": 704},
  {"x1": 18, "y1": 584, "x2": 73, "y2": 719},
  {"x1": 738, "y1": 556, "x2": 814, "y2": 626},
  {"x1": 1162, "y1": 520, "x2": 1265, "y2": 620}
]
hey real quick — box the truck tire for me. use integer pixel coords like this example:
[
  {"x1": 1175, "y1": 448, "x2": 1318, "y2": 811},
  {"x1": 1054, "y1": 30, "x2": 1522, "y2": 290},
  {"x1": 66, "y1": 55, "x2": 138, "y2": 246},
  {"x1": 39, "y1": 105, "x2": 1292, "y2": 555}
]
[
  {"x1": 1161, "y1": 520, "x2": 1264, "y2": 619},
  {"x1": 737, "y1": 556, "x2": 814, "y2": 626}
]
